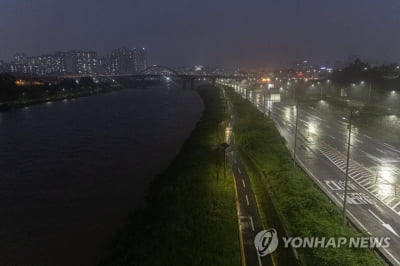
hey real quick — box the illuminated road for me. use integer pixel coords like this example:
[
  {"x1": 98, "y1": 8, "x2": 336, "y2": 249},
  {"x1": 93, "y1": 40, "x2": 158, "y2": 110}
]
[{"x1": 239, "y1": 89, "x2": 400, "y2": 266}]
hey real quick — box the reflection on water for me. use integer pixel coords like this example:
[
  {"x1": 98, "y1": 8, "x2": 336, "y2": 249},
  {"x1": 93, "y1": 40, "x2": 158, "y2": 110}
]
[{"x1": 0, "y1": 87, "x2": 203, "y2": 266}]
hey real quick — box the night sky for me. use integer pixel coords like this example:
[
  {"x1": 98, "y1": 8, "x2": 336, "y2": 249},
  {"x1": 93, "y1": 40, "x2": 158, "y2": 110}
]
[{"x1": 1, "y1": 0, "x2": 400, "y2": 68}]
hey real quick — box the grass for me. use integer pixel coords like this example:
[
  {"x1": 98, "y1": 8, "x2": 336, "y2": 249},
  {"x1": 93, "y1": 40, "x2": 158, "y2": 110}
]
[
  {"x1": 100, "y1": 85, "x2": 241, "y2": 266},
  {"x1": 226, "y1": 87, "x2": 383, "y2": 266}
]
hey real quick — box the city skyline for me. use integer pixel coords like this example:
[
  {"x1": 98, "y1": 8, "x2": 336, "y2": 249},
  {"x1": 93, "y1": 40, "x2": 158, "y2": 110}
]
[
  {"x1": 1, "y1": 47, "x2": 148, "y2": 76},
  {"x1": 1, "y1": 0, "x2": 400, "y2": 68}
]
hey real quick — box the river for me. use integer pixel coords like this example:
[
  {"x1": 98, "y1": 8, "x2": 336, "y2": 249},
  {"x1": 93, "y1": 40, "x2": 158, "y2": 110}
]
[{"x1": 0, "y1": 86, "x2": 203, "y2": 265}]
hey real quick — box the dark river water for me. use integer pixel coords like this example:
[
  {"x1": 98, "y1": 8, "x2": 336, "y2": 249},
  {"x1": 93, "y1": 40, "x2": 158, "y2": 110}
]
[{"x1": 0, "y1": 87, "x2": 203, "y2": 265}]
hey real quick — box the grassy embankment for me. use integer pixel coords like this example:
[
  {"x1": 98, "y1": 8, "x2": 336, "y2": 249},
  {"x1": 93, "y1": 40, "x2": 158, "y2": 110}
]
[
  {"x1": 100, "y1": 85, "x2": 241, "y2": 266},
  {"x1": 226, "y1": 87, "x2": 382, "y2": 265}
]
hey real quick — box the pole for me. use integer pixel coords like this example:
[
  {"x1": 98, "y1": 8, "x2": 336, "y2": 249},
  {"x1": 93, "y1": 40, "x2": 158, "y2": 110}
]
[
  {"x1": 367, "y1": 83, "x2": 372, "y2": 107},
  {"x1": 320, "y1": 86, "x2": 323, "y2": 100},
  {"x1": 263, "y1": 94, "x2": 266, "y2": 114},
  {"x1": 293, "y1": 85, "x2": 296, "y2": 104},
  {"x1": 343, "y1": 110, "x2": 353, "y2": 225},
  {"x1": 293, "y1": 105, "x2": 299, "y2": 167},
  {"x1": 268, "y1": 100, "x2": 271, "y2": 117}
]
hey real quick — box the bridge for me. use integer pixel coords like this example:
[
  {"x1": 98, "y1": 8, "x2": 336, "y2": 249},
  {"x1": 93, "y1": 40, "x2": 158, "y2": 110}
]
[{"x1": 97, "y1": 65, "x2": 249, "y2": 89}]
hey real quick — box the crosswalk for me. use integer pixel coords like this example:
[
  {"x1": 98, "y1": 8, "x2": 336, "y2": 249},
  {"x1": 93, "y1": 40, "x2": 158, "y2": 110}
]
[{"x1": 319, "y1": 143, "x2": 400, "y2": 216}]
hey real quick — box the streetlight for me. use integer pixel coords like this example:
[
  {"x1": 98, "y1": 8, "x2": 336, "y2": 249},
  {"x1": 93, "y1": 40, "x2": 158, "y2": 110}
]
[
  {"x1": 292, "y1": 99, "x2": 323, "y2": 167},
  {"x1": 341, "y1": 108, "x2": 382, "y2": 224},
  {"x1": 342, "y1": 109, "x2": 353, "y2": 225},
  {"x1": 263, "y1": 95, "x2": 273, "y2": 117},
  {"x1": 367, "y1": 83, "x2": 372, "y2": 107}
]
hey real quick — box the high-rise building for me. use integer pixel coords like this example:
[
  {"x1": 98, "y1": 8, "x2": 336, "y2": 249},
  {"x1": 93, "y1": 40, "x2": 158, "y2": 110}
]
[
  {"x1": 14, "y1": 53, "x2": 27, "y2": 65},
  {"x1": 3, "y1": 47, "x2": 147, "y2": 76},
  {"x1": 110, "y1": 48, "x2": 136, "y2": 75},
  {"x1": 64, "y1": 51, "x2": 77, "y2": 74},
  {"x1": 97, "y1": 57, "x2": 112, "y2": 75},
  {"x1": 76, "y1": 51, "x2": 97, "y2": 76},
  {"x1": 136, "y1": 48, "x2": 147, "y2": 72}
]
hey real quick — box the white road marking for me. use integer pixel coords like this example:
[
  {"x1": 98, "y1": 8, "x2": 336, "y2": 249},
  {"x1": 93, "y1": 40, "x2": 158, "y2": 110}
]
[
  {"x1": 238, "y1": 167, "x2": 241, "y2": 174},
  {"x1": 363, "y1": 134, "x2": 372, "y2": 139},
  {"x1": 245, "y1": 194, "x2": 250, "y2": 206},
  {"x1": 352, "y1": 172, "x2": 362, "y2": 178},
  {"x1": 370, "y1": 187, "x2": 379, "y2": 194},
  {"x1": 382, "y1": 247, "x2": 400, "y2": 266},
  {"x1": 347, "y1": 210, "x2": 370, "y2": 234},
  {"x1": 242, "y1": 179, "x2": 246, "y2": 188},
  {"x1": 249, "y1": 216, "x2": 255, "y2": 231},
  {"x1": 383, "y1": 224, "x2": 400, "y2": 238},
  {"x1": 368, "y1": 209, "x2": 400, "y2": 237},
  {"x1": 383, "y1": 143, "x2": 400, "y2": 153},
  {"x1": 381, "y1": 195, "x2": 391, "y2": 202},
  {"x1": 392, "y1": 201, "x2": 400, "y2": 210},
  {"x1": 376, "y1": 148, "x2": 386, "y2": 154},
  {"x1": 366, "y1": 184, "x2": 375, "y2": 190},
  {"x1": 387, "y1": 198, "x2": 397, "y2": 205}
]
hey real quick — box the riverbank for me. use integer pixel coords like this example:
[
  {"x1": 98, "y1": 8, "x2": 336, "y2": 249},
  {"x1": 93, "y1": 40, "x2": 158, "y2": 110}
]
[
  {"x1": 0, "y1": 86, "x2": 123, "y2": 112},
  {"x1": 100, "y1": 85, "x2": 241, "y2": 266},
  {"x1": 225, "y1": 87, "x2": 382, "y2": 265}
]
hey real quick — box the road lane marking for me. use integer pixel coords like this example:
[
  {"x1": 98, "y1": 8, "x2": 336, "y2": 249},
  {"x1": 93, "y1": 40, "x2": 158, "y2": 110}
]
[
  {"x1": 376, "y1": 148, "x2": 386, "y2": 154},
  {"x1": 245, "y1": 194, "x2": 250, "y2": 206},
  {"x1": 381, "y1": 195, "x2": 391, "y2": 202},
  {"x1": 366, "y1": 184, "x2": 375, "y2": 190},
  {"x1": 368, "y1": 209, "x2": 384, "y2": 225},
  {"x1": 363, "y1": 134, "x2": 371, "y2": 139},
  {"x1": 383, "y1": 143, "x2": 400, "y2": 153},
  {"x1": 297, "y1": 158, "x2": 371, "y2": 234},
  {"x1": 242, "y1": 179, "x2": 246, "y2": 188},
  {"x1": 392, "y1": 201, "x2": 400, "y2": 210},
  {"x1": 370, "y1": 188, "x2": 379, "y2": 194},
  {"x1": 238, "y1": 167, "x2": 241, "y2": 174},
  {"x1": 346, "y1": 210, "x2": 370, "y2": 234},
  {"x1": 352, "y1": 172, "x2": 362, "y2": 178},
  {"x1": 249, "y1": 216, "x2": 255, "y2": 231},
  {"x1": 387, "y1": 198, "x2": 396, "y2": 205},
  {"x1": 382, "y1": 247, "x2": 400, "y2": 266},
  {"x1": 368, "y1": 209, "x2": 400, "y2": 237},
  {"x1": 232, "y1": 173, "x2": 247, "y2": 266}
]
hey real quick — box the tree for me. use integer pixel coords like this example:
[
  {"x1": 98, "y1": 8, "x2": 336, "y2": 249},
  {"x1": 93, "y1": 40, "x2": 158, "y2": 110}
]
[
  {"x1": 0, "y1": 74, "x2": 19, "y2": 101},
  {"x1": 79, "y1": 77, "x2": 95, "y2": 89},
  {"x1": 59, "y1": 78, "x2": 77, "y2": 90}
]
